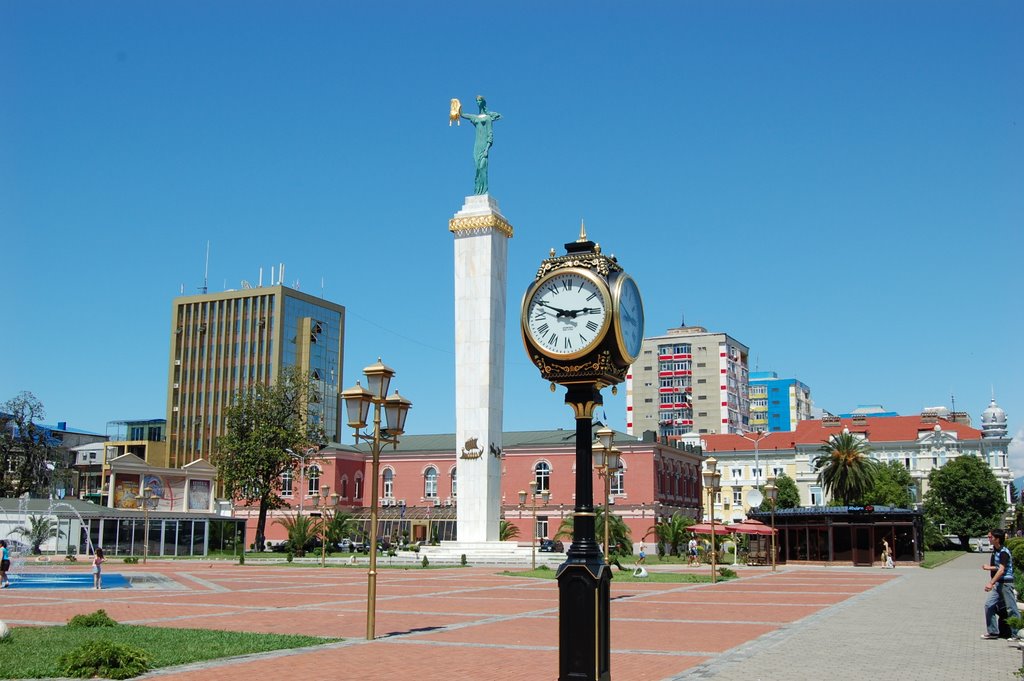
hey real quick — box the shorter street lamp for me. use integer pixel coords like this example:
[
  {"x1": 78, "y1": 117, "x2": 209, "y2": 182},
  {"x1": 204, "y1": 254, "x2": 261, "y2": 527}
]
[
  {"x1": 342, "y1": 358, "x2": 411, "y2": 641},
  {"x1": 702, "y1": 457, "x2": 721, "y2": 584},
  {"x1": 140, "y1": 488, "x2": 156, "y2": 565},
  {"x1": 593, "y1": 426, "x2": 622, "y2": 562},
  {"x1": 518, "y1": 481, "x2": 550, "y2": 570},
  {"x1": 764, "y1": 476, "x2": 778, "y2": 573},
  {"x1": 314, "y1": 485, "x2": 331, "y2": 568}
]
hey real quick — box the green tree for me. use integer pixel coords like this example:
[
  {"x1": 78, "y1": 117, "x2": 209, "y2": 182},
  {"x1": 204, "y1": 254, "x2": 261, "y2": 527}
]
[
  {"x1": 0, "y1": 392, "x2": 63, "y2": 498},
  {"x1": 923, "y1": 454, "x2": 1006, "y2": 548},
  {"x1": 813, "y1": 431, "x2": 879, "y2": 505},
  {"x1": 649, "y1": 513, "x2": 694, "y2": 556},
  {"x1": 324, "y1": 510, "x2": 358, "y2": 550},
  {"x1": 862, "y1": 461, "x2": 915, "y2": 508},
  {"x1": 499, "y1": 519, "x2": 520, "y2": 541},
  {"x1": 13, "y1": 514, "x2": 66, "y2": 554},
  {"x1": 274, "y1": 513, "x2": 322, "y2": 557},
  {"x1": 758, "y1": 474, "x2": 801, "y2": 511},
  {"x1": 554, "y1": 507, "x2": 633, "y2": 556},
  {"x1": 213, "y1": 367, "x2": 326, "y2": 552}
]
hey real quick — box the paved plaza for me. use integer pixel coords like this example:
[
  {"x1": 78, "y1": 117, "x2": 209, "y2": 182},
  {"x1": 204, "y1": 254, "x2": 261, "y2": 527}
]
[{"x1": 1, "y1": 552, "x2": 1020, "y2": 680}]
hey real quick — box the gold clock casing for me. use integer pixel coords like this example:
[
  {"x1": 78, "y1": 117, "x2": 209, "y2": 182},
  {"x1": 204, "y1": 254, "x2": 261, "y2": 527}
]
[
  {"x1": 521, "y1": 267, "x2": 612, "y2": 362},
  {"x1": 610, "y1": 273, "x2": 644, "y2": 365}
]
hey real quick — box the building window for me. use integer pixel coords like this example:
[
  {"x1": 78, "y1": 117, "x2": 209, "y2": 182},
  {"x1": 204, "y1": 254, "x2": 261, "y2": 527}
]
[
  {"x1": 733, "y1": 490, "x2": 742, "y2": 506},
  {"x1": 535, "y1": 462, "x2": 551, "y2": 492},
  {"x1": 424, "y1": 466, "x2": 438, "y2": 498},
  {"x1": 810, "y1": 486, "x2": 822, "y2": 506},
  {"x1": 354, "y1": 474, "x2": 363, "y2": 500},
  {"x1": 281, "y1": 470, "x2": 293, "y2": 497},
  {"x1": 731, "y1": 468, "x2": 742, "y2": 480},
  {"x1": 752, "y1": 467, "x2": 762, "y2": 480},
  {"x1": 340, "y1": 477, "x2": 348, "y2": 498},
  {"x1": 537, "y1": 516, "x2": 549, "y2": 540},
  {"x1": 772, "y1": 467, "x2": 784, "y2": 477},
  {"x1": 307, "y1": 465, "x2": 320, "y2": 495},
  {"x1": 611, "y1": 467, "x2": 624, "y2": 495},
  {"x1": 382, "y1": 469, "x2": 394, "y2": 498},
  {"x1": 451, "y1": 468, "x2": 457, "y2": 497}
]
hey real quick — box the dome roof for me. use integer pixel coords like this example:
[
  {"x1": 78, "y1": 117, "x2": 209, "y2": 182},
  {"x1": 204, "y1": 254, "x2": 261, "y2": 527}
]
[{"x1": 981, "y1": 398, "x2": 1008, "y2": 438}]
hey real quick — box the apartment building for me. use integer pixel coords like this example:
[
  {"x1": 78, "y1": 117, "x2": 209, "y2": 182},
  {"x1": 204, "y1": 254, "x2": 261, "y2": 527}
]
[
  {"x1": 748, "y1": 371, "x2": 813, "y2": 432},
  {"x1": 626, "y1": 326, "x2": 750, "y2": 440}
]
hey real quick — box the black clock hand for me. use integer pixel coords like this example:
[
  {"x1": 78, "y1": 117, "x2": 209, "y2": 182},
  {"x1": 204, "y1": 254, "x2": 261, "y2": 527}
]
[{"x1": 536, "y1": 301, "x2": 574, "y2": 317}]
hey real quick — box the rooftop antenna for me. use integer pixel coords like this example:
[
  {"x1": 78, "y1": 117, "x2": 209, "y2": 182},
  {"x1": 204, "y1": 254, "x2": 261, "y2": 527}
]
[
  {"x1": 199, "y1": 241, "x2": 210, "y2": 294},
  {"x1": 321, "y1": 276, "x2": 325, "y2": 298},
  {"x1": 680, "y1": 310, "x2": 686, "y2": 327},
  {"x1": 950, "y1": 391, "x2": 956, "y2": 414}
]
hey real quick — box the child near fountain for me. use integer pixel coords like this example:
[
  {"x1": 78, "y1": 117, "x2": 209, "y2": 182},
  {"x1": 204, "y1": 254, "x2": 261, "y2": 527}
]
[
  {"x1": 1, "y1": 540, "x2": 10, "y2": 588},
  {"x1": 92, "y1": 548, "x2": 104, "y2": 590}
]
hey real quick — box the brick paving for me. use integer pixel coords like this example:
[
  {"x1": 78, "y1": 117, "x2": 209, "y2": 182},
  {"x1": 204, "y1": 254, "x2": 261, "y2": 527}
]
[{"x1": 1, "y1": 553, "x2": 1019, "y2": 680}]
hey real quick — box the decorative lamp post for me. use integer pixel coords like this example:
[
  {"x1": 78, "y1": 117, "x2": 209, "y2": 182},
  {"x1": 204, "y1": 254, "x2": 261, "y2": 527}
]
[
  {"x1": 519, "y1": 481, "x2": 550, "y2": 570},
  {"x1": 702, "y1": 457, "x2": 721, "y2": 584},
  {"x1": 318, "y1": 485, "x2": 331, "y2": 568},
  {"x1": 764, "y1": 476, "x2": 778, "y2": 573},
  {"x1": 342, "y1": 358, "x2": 411, "y2": 641},
  {"x1": 593, "y1": 426, "x2": 622, "y2": 562},
  {"x1": 285, "y1": 446, "x2": 320, "y2": 518},
  {"x1": 140, "y1": 488, "x2": 156, "y2": 565}
]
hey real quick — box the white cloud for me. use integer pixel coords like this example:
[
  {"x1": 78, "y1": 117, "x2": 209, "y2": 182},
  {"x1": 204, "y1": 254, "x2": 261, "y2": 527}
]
[{"x1": 1008, "y1": 428, "x2": 1024, "y2": 477}]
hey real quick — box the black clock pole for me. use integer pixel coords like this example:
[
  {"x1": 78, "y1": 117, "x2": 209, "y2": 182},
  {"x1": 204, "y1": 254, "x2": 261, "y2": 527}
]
[{"x1": 558, "y1": 382, "x2": 611, "y2": 681}]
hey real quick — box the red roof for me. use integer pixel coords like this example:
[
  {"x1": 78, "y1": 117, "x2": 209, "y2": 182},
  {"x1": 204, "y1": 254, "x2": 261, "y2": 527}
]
[{"x1": 702, "y1": 415, "x2": 984, "y2": 452}]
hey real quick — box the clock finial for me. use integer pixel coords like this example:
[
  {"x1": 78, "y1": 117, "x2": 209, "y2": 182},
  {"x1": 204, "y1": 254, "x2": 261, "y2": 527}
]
[{"x1": 578, "y1": 219, "x2": 588, "y2": 243}]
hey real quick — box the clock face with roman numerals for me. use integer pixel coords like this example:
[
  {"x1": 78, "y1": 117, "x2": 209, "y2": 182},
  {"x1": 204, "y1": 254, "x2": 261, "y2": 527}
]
[{"x1": 524, "y1": 269, "x2": 611, "y2": 359}]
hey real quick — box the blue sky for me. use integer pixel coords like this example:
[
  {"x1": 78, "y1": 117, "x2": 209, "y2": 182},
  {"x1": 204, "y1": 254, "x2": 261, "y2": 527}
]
[{"x1": 2, "y1": 2, "x2": 1021, "y2": 463}]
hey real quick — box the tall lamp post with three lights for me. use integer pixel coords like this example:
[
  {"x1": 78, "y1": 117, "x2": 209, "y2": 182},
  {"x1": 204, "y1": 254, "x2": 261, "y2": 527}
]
[
  {"x1": 702, "y1": 457, "x2": 721, "y2": 584},
  {"x1": 341, "y1": 358, "x2": 411, "y2": 641},
  {"x1": 594, "y1": 426, "x2": 622, "y2": 562}
]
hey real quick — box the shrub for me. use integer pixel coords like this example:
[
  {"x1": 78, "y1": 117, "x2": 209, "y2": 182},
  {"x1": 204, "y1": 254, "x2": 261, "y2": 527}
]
[
  {"x1": 421, "y1": 555, "x2": 429, "y2": 568},
  {"x1": 718, "y1": 567, "x2": 737, "y2": 579},
  {"x1": 286, "y1": 551, "x2": 294, "y2": 563},
  {"x1": 65, "y1": 555, "x2": 78, "y2": 563},
  {"x1": 238, "y1": 553, "x2": 245, "y2": 565},
  {"x1": 68, "y1": 610, "x2": 118, "y2": 628},
  {"x1": 59, "y1": 639, "x2": 150, "y2": 679},
  {"x1": 460, "y1": 553, "x2": 467, "y2": 566},
  {"x1": 122, "y1": 556, "x2": 139, "y2": 565}
]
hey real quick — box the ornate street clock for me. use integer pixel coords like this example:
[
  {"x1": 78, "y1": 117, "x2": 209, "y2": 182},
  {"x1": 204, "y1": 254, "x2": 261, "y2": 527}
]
[
  {"x1": 519, "y1": 223, "x2": 644, "y2": 681},
  {"x1": 521, "y1": 225, "x2": 645, "y2": 389}
]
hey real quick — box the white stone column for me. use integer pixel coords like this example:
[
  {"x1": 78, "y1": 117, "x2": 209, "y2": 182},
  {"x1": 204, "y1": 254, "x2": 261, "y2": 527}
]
[{"x1": 450, "y1": 194, "x2": 512, "y2": 543}]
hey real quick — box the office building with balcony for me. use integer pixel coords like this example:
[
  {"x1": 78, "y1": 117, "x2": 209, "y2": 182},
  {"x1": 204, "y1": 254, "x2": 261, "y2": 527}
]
[
  {"x1": 626, "y1": 326, "x2": 750, "y2": 440},
  {"x1": 748, "y1": 371, "x2": 813, "y2": 432},
  {"x1": 166, "y1": 284, "x2": 345, "y2": 468}
]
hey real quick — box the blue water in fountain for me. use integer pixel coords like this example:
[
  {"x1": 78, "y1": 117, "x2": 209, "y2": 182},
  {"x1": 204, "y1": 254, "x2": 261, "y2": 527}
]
[{"x1": 7, "y1": 572, "x2": 130, "y2": 589}]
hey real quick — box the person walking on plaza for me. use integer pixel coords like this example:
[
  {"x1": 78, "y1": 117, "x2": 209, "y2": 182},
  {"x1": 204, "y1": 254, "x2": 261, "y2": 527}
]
[
  {"x1": 92, "y1": 548, "x2": 104, "y2": 590},
  {"x1": 0, "y1": 540, "x2": 10, "y2": 588},
  {"x1": 637, "y1": 542, "x2": 646, "y2": 565},
  {"x1": 981, "y1": 529, "x2": 1020, "y2": 640},
  {"x1": 688, "y1": 537, "x2": 699, "y2": 567},
  {"x1": 881, "y1": 538, "x2": 895, "y2": 569}
]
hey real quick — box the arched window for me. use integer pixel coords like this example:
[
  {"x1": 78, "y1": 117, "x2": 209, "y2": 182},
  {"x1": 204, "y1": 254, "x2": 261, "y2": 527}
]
[
  {"x1": 383, "y1": 469, "x2": 394, "y2": 498},
  {"x1": 340, "y1": 476, "x2": 349, "y2": 499},
  {"x1": 424, "y1": 466, "x2": 438, "y2": 498},
  {"x1": 450, "y1": 468, "x2": 457, "y2": 498},
  {"x1": 307, "y1": 465, "x2": 321, "y2": 496},
  {"x1": 534, "y1": 461, "x2": 551, "y2": 492},
  {"x1": 611, "y1": 465, "x2": 624, "y2": 495},
  {"x1": 354, "y1": 474, "x2": 363, "y2": 500},
  {"x1": 280, "y1": 469, "x2": 293, "y2": 497}
]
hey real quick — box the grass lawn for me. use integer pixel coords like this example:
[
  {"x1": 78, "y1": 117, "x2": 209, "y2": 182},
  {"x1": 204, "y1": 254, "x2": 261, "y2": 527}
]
[
  {"x1": 501, "y1": 567, "x2": 723, "y2": 583},
  {"x1": 0, "y1": 625, "x2": 337, "y2": 679},
  {"x1": 921, "y1": 550, "x2": 968, "y2": 569}
]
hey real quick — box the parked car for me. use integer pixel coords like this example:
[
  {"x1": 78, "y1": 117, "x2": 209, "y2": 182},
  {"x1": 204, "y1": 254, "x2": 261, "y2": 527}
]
[
  {"x1": 970, "y1": 537, "x2": 993, "y2": 553},
  {"x1": 538, "y1": 539, "x2": 564, "y2": 553},
  {"x1": 336, "y1": 538, "x2": 353, "y2": 552}
]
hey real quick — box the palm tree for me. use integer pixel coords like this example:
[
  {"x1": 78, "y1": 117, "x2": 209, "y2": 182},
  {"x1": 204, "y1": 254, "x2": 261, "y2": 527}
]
[
  {"x1": 499, "y1": 519, "x2": 520, "y2": 541},
  {"x1": 323, "y1": 511, "x2": 358, "y2": 550},
  {"x1": 274, "y1": 514, "x2": 322, "y2": 556},
  {"x1": 813, "y1": 430, "x2": 879, "y2": 506},
  {"x1": 12, "y1": 514, "x2": 66, "y2": 555},
  {"x1": 649, "y1": 513, "x2": 695, "y2": 557},
  {"x1": 553, "y1": 508, "x2": 633, "y2": 557}
]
